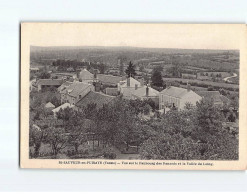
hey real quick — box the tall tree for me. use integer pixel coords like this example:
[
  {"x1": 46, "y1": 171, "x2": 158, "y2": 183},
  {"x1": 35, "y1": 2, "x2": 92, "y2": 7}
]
[
  {"x1": 193, "y1": 99, "x2": 225, "y2": 142},
  {"x1": 125, "y1": 61, "x2": 136, "y2": 77},
  {"x1": 151, "y1": 66, "x2": 163, "y2": 87}
]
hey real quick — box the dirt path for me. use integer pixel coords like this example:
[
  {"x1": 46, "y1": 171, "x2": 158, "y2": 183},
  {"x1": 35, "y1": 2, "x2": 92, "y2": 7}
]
[{"x1": 223, "y1": 73, "x2": 237, "y2": 82}]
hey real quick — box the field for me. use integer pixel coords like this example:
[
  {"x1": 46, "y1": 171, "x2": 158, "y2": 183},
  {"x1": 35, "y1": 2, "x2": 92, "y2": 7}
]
[{"x1": 163, "y1": 77, "x2": 239, "y2": 90}]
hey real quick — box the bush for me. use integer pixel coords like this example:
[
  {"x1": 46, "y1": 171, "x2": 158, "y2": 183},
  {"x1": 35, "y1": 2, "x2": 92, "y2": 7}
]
[
  {"x1": 102, "y1": 148, "x2": 117, "y2": 159},
  {"x1": 103, "y1": 152, "x2": 117, "y2": 159}
]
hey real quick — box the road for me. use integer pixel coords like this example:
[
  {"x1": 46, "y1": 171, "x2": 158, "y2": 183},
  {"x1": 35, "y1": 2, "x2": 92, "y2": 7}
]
[{"x1": 223, "y1": 73, "x2": 238, "y2": 82}]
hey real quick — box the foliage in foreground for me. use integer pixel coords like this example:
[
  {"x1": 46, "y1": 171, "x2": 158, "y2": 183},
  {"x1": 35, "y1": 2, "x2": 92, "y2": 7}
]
[{"x1": 29, "y1": 94, "x2": 238, "y2": 160}]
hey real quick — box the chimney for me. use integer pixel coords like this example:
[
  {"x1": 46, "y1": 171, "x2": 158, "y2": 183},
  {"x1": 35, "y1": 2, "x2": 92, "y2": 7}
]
[
  {"x1": 127, "y1": 77, "x2": 130, "y2": 87},
  {"x1": 135, "y1": 84, "x2": 138, "y2": 90},
  {"x1": 187, "y1": 82, "x2": 191, "y2": 92},
  {"x1": 146, "y1": 86, "x2": 149, "y2": 97}
]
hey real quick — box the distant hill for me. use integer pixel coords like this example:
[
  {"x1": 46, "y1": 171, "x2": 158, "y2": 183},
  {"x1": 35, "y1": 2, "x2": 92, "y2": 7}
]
[{"x1": 30, "y1": 45, "x2": 238, "y2": 54}]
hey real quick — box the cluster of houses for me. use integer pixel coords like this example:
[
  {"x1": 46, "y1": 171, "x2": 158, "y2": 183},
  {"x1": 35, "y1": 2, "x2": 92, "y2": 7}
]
[{"x1": 33, "y1": 68, "x2": 231, "y2": 118}]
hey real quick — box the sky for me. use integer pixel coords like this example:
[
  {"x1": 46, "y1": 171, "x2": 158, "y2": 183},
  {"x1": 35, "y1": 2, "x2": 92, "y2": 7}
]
[{"x1": 22, "y1": 23, "x2": 245, "y2": 50}]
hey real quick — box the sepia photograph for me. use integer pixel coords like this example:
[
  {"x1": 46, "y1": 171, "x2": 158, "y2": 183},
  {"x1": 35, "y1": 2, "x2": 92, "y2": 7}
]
[{"x1": 20, "y1": 23, "x2": 247, "y2": 170}]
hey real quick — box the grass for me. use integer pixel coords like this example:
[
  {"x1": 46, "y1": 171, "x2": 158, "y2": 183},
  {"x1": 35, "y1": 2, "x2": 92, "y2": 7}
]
[{"x1": 163, "y1": 77, "x2": 239, "y2": 90}]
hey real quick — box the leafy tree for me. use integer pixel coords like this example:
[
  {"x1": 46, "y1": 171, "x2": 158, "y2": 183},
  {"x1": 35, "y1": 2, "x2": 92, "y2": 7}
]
[
  {"x1": 151, "y1": 67, "x2": 163, "y2": 87},
  {"x1": 125, "y1": 61, "x2": 136, "y2": 77},
  {"x1": 140, "y1": 133, "x2": 200, "y2": 160},
  {"x1": 44, "y1": 126, "x2": 69, "y2": 156},
  {"x1": 29, "y1": 122, "x2": 46, "y2": 158},
  {"x1": 38, "y1": 71, "x2": 51, "y2": 79},
  {"x1": 166, "y1": 63, "x2": 181, "y2": 77},
  {"x1": 193, "y1": 99, "x2": 225, "y2": 142}
]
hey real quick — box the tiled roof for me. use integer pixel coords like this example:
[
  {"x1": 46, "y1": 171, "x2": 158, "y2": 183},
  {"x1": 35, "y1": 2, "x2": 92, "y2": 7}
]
[
  {"x1": 57, "y1": 81, "x2": 73, "y2": 92},
  {"x1": 132, "y1": 86, "x2": 159, "y2": 97},
  {"x1": 75, "y1": 91, "x2": 115, "y2": 109},
  {"x1": 119, "y1": 77, "x2": 140, "y2": 87},
  {"x1": 97, "y1": 74, "x2": 125, "y2": 85},
  {"x1": 65, "y1": 82, "x2": 93, "y2": 98},
  {"x1": 196, "y1": 91, "x2": 222, "y2": 103},
  {"x1": 79, "y1": 69, "x2": 93, "y2": 80},
  {"x1": 37, "y1": 79, "x2": 63, "y2": 86},
  {"x1": 160, "y1": 86, "x2": 189, "y2": 98},
  {"x1": 105, "y1": 87, "x2": 119, "y2": 96}
]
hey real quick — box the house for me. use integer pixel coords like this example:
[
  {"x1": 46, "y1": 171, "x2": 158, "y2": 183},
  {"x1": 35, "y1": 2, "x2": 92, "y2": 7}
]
[
  {"x1": 36, "y1": 79, "x2": 63, "y2": 92},
  {"x1": 118, "y1": 77, "x2": 142, "y2": 99},
  {"x1": 52, "y1": 103, "x2": 75, "y2": 117},
  {"x1": 97, "y1": 74, "x2": 125, "y2": 86},
  {"x1": 57, "y1": 81, "x2": 73, "y2": 93},
  {"x1": 196, "y1": 91, "x2": 231, "y2": 106},
  {"x1": 131, "y1": 85, "x2": 159, "y2": 105},
  {"x1": 60, "y1": 82, "x2": 95, "y2": 105},
  {"x1": 159, "y1": 85, "x2": 202, "y2": 110},
  {"x1": 105, "y1": 87, "x2": 119, "y2": 96},
  {"x1": 75, "y1": 91, "x2": 115, "y2": 111},
  {"x1": 75, "y1": 68, "x2": 94, "y2": 83},
  {"x1": 44, "y1": 102, "x2": 55, "y2": 111}
]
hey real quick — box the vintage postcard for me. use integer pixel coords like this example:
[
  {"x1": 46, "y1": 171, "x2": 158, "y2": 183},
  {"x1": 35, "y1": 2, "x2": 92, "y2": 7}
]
[{"x1": 21, "y1": 23, "x2": 247, "y2": 170}]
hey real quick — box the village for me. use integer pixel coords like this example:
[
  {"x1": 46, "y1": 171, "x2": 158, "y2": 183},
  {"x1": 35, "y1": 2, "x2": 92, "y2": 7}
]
[{"x1": 29, "y1": 49, "x2": 239, "y2": 160}]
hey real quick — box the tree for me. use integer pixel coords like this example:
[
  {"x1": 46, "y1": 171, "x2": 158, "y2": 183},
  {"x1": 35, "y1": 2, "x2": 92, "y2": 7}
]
[
  {"x1": 44, "y1": 126, "x2": 69, "y2": 156},
  {"x1": 151, "y1": 67, "x2": 163, "y2": 87},
  {"x1": 140, "y1": 133, "x2": 200, "y2": 160},
  {"x1": 125, "y1": 61, "x2": 136, "y2": 77},
  {"x1": 38, "y1": 71, "x2": 51, "y2": 79},
  {"x1": 193, "y1": 99, "x2": 225, "y2": 142},
  {"x1": 166, "y1": 62, "x2": 181, "y2": 77},
  {"x1": 29, "y1": 122, "x2": 46, "y2": 158}
]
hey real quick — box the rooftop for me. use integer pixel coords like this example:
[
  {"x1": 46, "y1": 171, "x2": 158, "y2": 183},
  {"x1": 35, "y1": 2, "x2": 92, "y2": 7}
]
[
  {"x1": 37, "y1": 79, "x2": 63, "y2": 86},
  {"x1": 79, "y1": 69, "x2": 93, "y2": 80},
  {"x1": 66, "y1": 82, "x2": 93, "y2": 97},
  {"x1": 160, "y1": 86, "x2": 190, "y2": 98},
  {"x1": 98, "y1": 74, "x2": 125, "y2": 85},
  {"x1": 105, "y1": 87, "x2": 119, "y2": 96},
  {"x1": 57, "y1": 81, "x2": 73, "y2": 92},
  {"x1": 75, "y1": 91, "x2": 115, "y2": 109},
  {"x1": 119, "y1": 77, "x2": 141, "y2": 88},
  {"x1": 196, "y1": 91, "x2": 230, "y2": 104},
  {"x1": 132, "y1": 86, "x2": 159, "y2": 97}
]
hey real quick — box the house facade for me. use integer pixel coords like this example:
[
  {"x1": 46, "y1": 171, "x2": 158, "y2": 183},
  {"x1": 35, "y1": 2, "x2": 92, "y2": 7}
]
[
  {"x1": 74, "y1": 68, "x2": 94, "y2": 84},
  {"x1": 131, "y1": 85, "x2": 159, "y2": 105},
  {"x1": 75, "y1": 91, "x2": 115, "y2": 111},
  {"x1": 159, "y1": 86, "x2": 202, "y2": 110},
  {"x1": 118, "y1": 77, "x2": 141, "y2": 99},
  {"x1": 36, "y1": 79, "x2": 63, "y2": 92},
  {"x1": 196, "y1": 91, "x2": 231, "y2": 107},
  {"x1": 60, "y1": 82, "x2": 95, "y2": 105}
]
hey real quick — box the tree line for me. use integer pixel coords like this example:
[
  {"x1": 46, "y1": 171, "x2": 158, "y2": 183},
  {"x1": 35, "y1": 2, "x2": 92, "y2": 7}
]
[{"x1": 29, "y1": 94, "x2": 238, "y2": 160}]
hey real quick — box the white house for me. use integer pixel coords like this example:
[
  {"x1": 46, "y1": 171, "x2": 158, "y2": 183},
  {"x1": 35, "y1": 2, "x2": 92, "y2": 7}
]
[
  {"x1": 60, "y1": 82, "x2": 95, "y2": 105},
  {"x1": 118, "y1": 77, "x2": 141, "y2": 99},
  {"x1": 131, "y1": 85, "x2": 159, "y2": 104},
  {"x1": 159, "y1": 85, "x2": 202, "y2": 111},
  {"x1": 74, "y1": 68, "x2": 94, "y2": 84}
]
